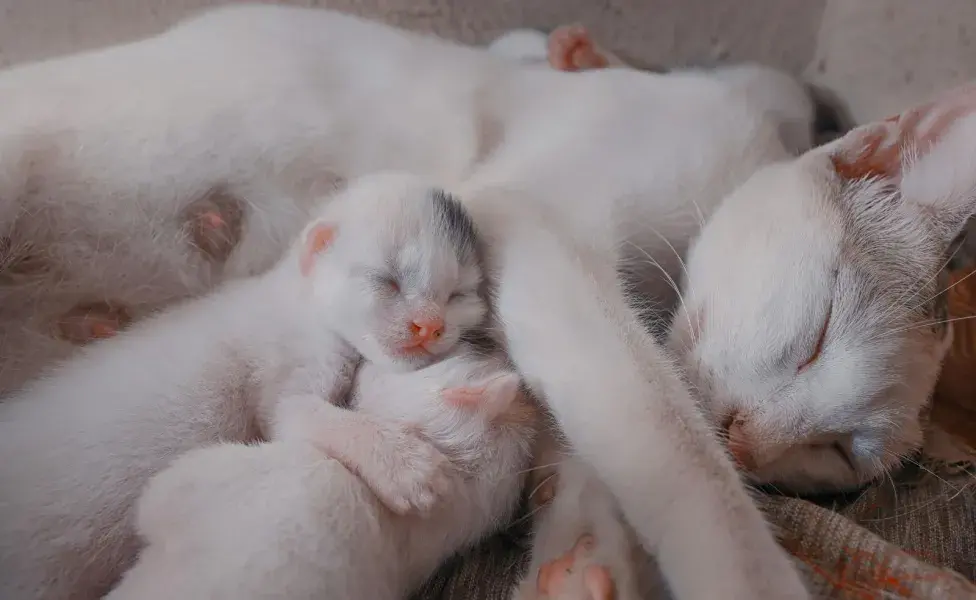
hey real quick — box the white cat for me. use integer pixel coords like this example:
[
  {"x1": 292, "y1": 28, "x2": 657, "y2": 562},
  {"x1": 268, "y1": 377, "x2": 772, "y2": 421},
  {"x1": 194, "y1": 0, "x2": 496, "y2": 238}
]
[
  {"x1": 0, "y1": 6, "x2": 818, "y2": 599},
  {"x1": 104, "y1": 351, "x2": 537, "y2": 600},
  {"x1": 670, "y1": 83, "x2": 976, "y2": 493},
  {"x1": 0, "y1": 171, "x2": 489, "y2": 600}
]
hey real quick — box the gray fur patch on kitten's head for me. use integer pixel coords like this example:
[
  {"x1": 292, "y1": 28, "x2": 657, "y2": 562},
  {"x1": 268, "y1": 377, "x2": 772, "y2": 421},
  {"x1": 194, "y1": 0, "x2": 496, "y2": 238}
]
[
  {"x1": 431, "y1": 189, "x2": 479, "y2": 263},
  {"x1": 299, "y1": 172, "x2": 489, "y2": 371},
  {"x1": 669, "y1": 94, "x2": 976, "y2": 494}
]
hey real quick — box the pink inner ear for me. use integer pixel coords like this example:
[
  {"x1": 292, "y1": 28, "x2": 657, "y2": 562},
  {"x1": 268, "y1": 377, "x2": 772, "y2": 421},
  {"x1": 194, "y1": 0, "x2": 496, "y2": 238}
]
[
  {"x1": 441, "y1": 386, "x2": 485, "y2": 408},
  {"x1": 299, "y1": 223, "x2": 336, "y2": 277}
]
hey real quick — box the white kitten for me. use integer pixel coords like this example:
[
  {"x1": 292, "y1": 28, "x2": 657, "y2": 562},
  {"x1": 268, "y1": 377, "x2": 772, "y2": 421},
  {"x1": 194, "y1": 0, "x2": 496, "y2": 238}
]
[
  {"x1": 670, "y1": 83, "x2": 976, "y2": 494},
  {"x1": 104, "y1": 350, "x2": 536, "y2": 600},
  {"x1": 0, "y1": 172, "x2": 487, "y2": 600},
  {"x1": 0, "y1": 7, "x2": 815, "y2": 599}
]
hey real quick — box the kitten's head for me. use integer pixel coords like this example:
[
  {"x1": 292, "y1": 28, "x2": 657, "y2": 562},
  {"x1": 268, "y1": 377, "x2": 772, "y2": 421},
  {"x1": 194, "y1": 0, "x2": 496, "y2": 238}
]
[
  {"x1": 295, "y1": 172, "x2": 488, "y2": 370},
  {"x1": 354, "y1": 349, "x2": 537, "y2": 466},
  {"x1": 669, "y1": 85, "x2": 976, "y2": 493}
]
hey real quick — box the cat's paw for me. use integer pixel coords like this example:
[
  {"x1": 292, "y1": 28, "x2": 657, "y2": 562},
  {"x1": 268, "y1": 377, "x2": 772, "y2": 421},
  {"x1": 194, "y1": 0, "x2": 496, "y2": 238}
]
[
  {"x1": 536, "y1": 535, "x2": 616, "y2": 600},
  {"x1": 547, "y1": 25, "x2": 610, "y2": 72},
  {"x1": 354, "y1": 421, "x2": 454, "y2": 516}
]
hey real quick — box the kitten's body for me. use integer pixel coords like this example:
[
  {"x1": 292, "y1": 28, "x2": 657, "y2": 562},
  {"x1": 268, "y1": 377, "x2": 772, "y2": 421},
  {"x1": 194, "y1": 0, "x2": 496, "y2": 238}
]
[
  {"x1": 0, "y1": 173, "x2": 488, "y2": 600},
  {"x1": 105, "y1": 352, "x2": 536, "y2": 600},
  {"x1": 0, "y1": 6, "x2": 816, "y2": 599}
]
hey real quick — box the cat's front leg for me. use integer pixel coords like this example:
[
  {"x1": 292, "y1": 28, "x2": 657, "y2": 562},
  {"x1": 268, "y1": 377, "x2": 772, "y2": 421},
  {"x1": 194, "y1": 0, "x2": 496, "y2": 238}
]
[
  {"x1": 271, "y1": 394, "x2": 453, "y2": 515},
  {"x1": 485, "y1": 218, "x2": 807, "y2": 599}
]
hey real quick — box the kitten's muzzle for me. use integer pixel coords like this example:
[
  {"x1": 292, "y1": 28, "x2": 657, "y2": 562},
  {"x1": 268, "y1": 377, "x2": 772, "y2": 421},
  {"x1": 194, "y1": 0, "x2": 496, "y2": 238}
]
[{"x1": 403, "y1": 316, "x2": 445, "y2": 349}]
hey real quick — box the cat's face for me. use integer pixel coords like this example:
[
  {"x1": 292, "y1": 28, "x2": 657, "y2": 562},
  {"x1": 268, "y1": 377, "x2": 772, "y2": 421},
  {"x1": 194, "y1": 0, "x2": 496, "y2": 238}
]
[
  {"x1": 669, "y1": 90, "x2": 976, "y2": 493},
  {"x1": 304, "y1": 173, "x2": 488, "y2": 370}
]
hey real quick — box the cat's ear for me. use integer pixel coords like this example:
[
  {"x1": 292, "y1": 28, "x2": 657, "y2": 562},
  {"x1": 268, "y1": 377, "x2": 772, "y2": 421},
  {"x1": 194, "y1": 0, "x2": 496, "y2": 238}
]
[
  {"x1": 298, "y1": 221, "x2": 337, "y2": 277},
  {"x1": 823, "y1": 83, "x2": 976, "y2": 245},
  {"x1": 441, "y1": 372, "x2": 521, "y2": 420}
]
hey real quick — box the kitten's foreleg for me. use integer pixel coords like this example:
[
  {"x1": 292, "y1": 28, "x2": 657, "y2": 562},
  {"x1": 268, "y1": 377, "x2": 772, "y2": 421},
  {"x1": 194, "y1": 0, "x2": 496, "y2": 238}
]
[
  {"x1": 487, "y1": 219, "x2": 807, "y2": 599},
  {"x1": 271, "y1": 394, "x2": 453, "y2": 515}
]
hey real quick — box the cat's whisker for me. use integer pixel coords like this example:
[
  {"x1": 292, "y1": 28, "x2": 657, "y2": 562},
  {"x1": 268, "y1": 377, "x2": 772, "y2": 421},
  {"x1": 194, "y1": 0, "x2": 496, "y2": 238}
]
[
  {"x1": 526, "y1": 472, "x2": 558, "y2": 502},
  {"x1": 624, "y1": 241, "x2": 694, "y2": 339},
  {"x1": 889, "y1": 241, "x2": 964, "y2": 316},
  {"x1": 907, "y1": 265, "x2": 976, "y2": 315},
  {"x1": 517, "y1": 460, "x2": 566, "y2": 476},
  {"x1": 873, "y1": 313, "x2": 976, "y2": 341}
]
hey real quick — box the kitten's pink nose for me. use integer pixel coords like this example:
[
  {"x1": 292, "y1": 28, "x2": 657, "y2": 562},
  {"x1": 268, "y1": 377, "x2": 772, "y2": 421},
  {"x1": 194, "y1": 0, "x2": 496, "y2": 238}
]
[{"x1": 408, "y1": 316, "x2": 445, "y2": 345}]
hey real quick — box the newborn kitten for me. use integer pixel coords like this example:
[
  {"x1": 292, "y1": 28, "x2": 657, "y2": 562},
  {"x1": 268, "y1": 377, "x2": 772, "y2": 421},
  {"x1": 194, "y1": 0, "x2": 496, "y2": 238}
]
[
  {"x1": 0, "y1": 172, "x2": 487, "y2": 600},
  {"x1": 104, "y1": 350, "x2": 536, "y2": 600},
  {"x1": 670, "y1": 83, "x2": 976, "y2": 494}
]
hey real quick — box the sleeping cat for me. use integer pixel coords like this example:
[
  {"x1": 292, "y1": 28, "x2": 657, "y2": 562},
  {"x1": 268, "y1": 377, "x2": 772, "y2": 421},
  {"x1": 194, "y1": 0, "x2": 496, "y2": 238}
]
[
  {"x1": 670, "y1": 83, "x2": 976, "y2": 493},
  {"x1": 0, "y1": 172, "x2": 489, "y2": 600},
  {"x1": 0, "y1": 5, "x2": 820, "y2": 599},
  {"x1": 105, "y1": 351, "x2": 537, "y2": 600}
]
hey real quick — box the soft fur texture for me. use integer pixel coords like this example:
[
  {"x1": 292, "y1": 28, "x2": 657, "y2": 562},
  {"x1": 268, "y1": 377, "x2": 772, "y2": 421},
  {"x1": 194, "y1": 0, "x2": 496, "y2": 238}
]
[
  {"x1": 0, "y1": 172, "x2": 488, "y2": 600},
  {"x1": 105, "y1": 351, "x2": 536, "y2": 600},
  {"x1": 0, "y1": 6, "x2": 820, "y2": 599}
]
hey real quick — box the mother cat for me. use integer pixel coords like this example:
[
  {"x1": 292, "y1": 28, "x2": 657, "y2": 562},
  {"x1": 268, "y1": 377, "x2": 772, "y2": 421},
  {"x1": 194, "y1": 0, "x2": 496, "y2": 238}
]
[{"x1": 7, "y1": 5, "x2": 969, "y2": 600}]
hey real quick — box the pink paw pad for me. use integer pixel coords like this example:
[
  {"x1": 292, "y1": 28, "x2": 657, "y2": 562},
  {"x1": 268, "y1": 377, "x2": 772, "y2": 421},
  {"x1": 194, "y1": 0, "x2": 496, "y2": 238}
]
[
  {"x1": 536, "y1": 535, "x2": 616, "y2": 600},
  {"x1": 547, "y1": 25, "x2": 610, "y2": 72}
]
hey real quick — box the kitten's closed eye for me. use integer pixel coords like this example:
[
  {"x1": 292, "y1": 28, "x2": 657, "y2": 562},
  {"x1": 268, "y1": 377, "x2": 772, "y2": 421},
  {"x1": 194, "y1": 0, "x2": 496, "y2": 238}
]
[{"x1": 798, "y1": 303, "x2": 831, "y2": 373}]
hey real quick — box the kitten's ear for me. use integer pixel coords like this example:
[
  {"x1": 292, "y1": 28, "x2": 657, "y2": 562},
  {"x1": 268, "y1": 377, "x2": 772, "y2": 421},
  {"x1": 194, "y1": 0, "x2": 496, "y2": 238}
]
[
  {"x1": 298, "y1": 221, "x2": 337, "y2": 277},
  {"x1": 823, "y1": 83, "x2": 976, "y2": 244},
  {"x1": 441, "y1": 372, "x2": 521, "y2": 420}
]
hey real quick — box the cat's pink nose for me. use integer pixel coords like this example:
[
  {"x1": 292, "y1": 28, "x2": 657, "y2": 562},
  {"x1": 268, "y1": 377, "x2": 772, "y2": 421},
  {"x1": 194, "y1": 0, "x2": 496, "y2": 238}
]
[{"x1": 408, "y1": 316, "x2": 444, "y2": 345}]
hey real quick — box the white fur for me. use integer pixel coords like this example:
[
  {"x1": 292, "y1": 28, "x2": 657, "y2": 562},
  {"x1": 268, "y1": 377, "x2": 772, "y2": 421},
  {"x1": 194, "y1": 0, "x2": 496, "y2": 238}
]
[
  {"x1": 0, "y1": 172, "x2": 487, "y2": 599},
  {"x1": 104, "y1": 351, "x2": 536, "y2": 600},
  {"x1": 485, "y1": 29, "x2": 551, "y2": 66},
  {"x1": 0, "y1": 7, "x2": 816, "y2": 599}
]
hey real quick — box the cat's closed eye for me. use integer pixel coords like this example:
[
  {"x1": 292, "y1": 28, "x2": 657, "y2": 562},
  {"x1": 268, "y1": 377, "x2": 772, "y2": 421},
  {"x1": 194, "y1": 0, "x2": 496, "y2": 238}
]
[
  {"x1": 798, "y1": 304, "x2": 831, "y2": 373},
  {"x1": 448, "y1": 290, "x2": 467, "y2": 302}
]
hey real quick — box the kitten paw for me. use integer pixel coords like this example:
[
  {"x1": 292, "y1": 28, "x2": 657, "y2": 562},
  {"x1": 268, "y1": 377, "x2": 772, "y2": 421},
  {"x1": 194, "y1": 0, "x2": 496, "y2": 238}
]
[
  {"x1": 547, "y1": 25, "x2": 610, "y2": 72},
  {"x1": 354, "y1": 422, "x2": 453, "y2": 516},
  {"x1": 536, "y1": 535, "x2": 616, "y2": 600}
]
